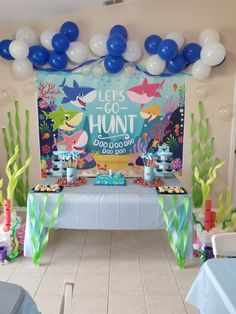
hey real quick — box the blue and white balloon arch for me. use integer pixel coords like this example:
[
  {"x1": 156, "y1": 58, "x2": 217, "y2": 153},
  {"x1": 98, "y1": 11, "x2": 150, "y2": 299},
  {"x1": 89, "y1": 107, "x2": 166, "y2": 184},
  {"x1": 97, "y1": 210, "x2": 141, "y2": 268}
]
[{"x1": 0, "y1": 21, "x2": 226, "y2": 80}]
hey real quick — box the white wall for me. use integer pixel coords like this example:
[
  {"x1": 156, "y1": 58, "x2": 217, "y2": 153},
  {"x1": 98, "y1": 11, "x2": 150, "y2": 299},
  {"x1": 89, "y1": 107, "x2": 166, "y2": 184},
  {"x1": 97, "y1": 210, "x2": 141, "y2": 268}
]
[{"x1": 0, "y1": 0, "x2": 235, "y2": 204}]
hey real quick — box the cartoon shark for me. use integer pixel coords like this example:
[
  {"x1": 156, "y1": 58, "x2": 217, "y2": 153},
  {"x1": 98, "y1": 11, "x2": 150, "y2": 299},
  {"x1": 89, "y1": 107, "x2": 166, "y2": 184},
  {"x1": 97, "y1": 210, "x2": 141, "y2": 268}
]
[
  {"x1": 43, "y1": 106, "x2": 83, "y2": 131},
  {"x1": 60, "y1": 79, "x2": 97, "y2": 110},
  {"x1": 53, "y1": 130, "x2": 88, "y2": 152},
  {"x1": 140, "y1": 103, "x2": 161, "y2": 122},
  {"x1": 127, "y1": 78, "x2": 166, "y2": 108}
]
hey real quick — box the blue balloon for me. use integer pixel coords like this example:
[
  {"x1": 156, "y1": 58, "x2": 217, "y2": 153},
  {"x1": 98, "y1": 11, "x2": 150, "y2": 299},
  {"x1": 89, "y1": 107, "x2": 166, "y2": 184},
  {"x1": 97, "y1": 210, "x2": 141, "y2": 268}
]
[
  {"x1": 107, "y1": 34, "x2": 127, "y2": 56},
  {"x1": 166, "y1": 55, "x2": 186, "y2": 73},
  {"x1": 109, "y1": 24, "x2": 128, "y2": 40},
  {"x1": 183, "y1": 43, "x2": 201, "y2": 63},
  {"x1": 144, "y1": 35, "x2": 162, "y2": 54},
  {"x1": 29, "y1": 45, "x2": 49, "y2": 66},
  {"x1": 104, "y1": 54, "x2": 124, "y2": 73},
  {"x1": 60, "y1": 21, "x2": 79, "y2": 42},
  {"x1": 48, "y1": 52, "x2": 68, "y2": 70},
  {"x1": 52, "y1": 33, "x2": 70, "y2": 53},
  {"x1": 0, "y1": 39, "x2": 14, "y2": 60},
  {"x1": 158, "y1": 39, "x2": 178, "y2": 61}
]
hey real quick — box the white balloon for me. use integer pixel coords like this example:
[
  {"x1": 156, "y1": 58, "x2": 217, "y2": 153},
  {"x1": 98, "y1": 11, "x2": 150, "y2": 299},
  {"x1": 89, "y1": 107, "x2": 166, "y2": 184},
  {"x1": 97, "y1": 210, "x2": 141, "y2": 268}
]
[
  {"x1": 192, "y1": 60, "x2": 211, "y2": 80},
  {"x1": 16, "y1": 27, "x2": 37, "y2": 46},
  {"x1": 40, "y1": 30, "x2": 57, "y2": 51},
  {"x1": 200, "y1": 42, "x2": 225, "y2": 66},
  {"x1": 66, "y1": 42, "x2": 88, "y2": 64},
  {"x1": 216, "y1": 105, "x2": 232, "y2": 120},
  {"x1": 12, "y1": 59, "x2": 33, "y2": 79},
  {"x1": 166, "y1": 32, "x2": 185, "y2": 50},
  {"x1": 9, "y1": 40, "x2": 29, "y2": 60},
  {"x1": 123, "y1": 62, "x2": 136, "y2": 77},
  {"x1": 199, "y1": 28, "x2": 220, "y2": 46},
  {"x1": 123, "y1": 41, "x2": 142, "y2": 62},
  {"x1": 146, "y1": 54, "x2": 166, "y2": 75},
  {"x1": 90, "y1": 34, "x2": 108, "y2": 56},
  {"x1": 92, "y1": 64, "x2": 104, "y2": 77}
]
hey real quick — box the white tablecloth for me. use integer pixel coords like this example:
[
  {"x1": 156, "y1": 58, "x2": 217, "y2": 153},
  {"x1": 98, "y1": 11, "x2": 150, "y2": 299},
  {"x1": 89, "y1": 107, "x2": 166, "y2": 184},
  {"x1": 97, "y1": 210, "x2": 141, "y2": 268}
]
[
  {"x1": 24, "y1": 177, "x2": 193, "y2": 259},
  {"x1": 186, "y1": 259, "x2": 236, "y2": 314}
]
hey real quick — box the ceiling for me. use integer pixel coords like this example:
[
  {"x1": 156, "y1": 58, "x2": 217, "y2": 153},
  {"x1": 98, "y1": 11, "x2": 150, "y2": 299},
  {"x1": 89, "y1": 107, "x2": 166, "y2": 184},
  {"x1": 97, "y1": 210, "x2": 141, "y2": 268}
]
[{"x1": 0, "y1": 0, "x2": 138, "y2": 28}]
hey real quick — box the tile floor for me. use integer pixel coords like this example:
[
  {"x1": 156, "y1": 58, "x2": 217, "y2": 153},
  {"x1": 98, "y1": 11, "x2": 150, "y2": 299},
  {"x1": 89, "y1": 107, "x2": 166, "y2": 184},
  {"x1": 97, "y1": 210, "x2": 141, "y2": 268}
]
[{"x1": 0, "y1": 229, "x2": 200, "y2": 314}]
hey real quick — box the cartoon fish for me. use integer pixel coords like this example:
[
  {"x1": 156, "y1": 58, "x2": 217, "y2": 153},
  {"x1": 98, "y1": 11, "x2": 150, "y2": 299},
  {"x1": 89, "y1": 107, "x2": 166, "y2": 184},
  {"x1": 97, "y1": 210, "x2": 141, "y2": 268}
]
[
  {"x1": 43, "y1": 106, "x2": 83, "y2": 131},
  {"x1": 53, "y1": 130, "x2": 88, "y2": 152},
  {"x1": 60, "y1": 79, "x2": 97, "y2": 110},
  {"x1": 127, "y1": 78, "x2": 165, "y2": 108},
  {"x1": 172, "y1": 83, "x2": 178, "y2": 91},
  {"x1": 140, "y1": 103, "x2": 161, "y2": 122}
]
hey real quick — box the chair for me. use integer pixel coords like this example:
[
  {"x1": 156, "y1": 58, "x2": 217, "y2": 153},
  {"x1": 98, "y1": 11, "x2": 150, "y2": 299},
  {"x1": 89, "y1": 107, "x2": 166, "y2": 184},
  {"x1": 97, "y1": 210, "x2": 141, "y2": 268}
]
[
  {"x1": 212, "y1": 233, "x2": 236, "y2": 258},
  {"x1": 59, "y1": 281, "x2": 74, "y2": 314}
]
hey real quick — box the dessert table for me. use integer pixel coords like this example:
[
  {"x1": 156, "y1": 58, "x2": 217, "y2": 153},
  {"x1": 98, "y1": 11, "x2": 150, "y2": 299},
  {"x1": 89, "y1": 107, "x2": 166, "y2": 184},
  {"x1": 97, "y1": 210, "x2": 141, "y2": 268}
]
[
  {"x1": 186, "y1": 258, "x2": 236, "y2": 314},
  {"x1": 24, "y1": 177, "x2": 193, "y2": 266}
]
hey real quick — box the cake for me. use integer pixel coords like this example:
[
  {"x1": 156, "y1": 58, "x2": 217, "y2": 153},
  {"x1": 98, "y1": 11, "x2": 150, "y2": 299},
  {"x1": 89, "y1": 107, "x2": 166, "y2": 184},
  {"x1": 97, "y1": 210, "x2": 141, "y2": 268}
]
[{"x1": 94, "y1": 172, "x2": 126, "y2": 186}]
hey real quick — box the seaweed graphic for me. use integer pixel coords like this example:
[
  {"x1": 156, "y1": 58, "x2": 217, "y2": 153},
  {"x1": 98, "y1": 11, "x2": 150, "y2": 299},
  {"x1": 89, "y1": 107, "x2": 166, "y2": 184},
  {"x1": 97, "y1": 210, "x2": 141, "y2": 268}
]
[
  {"x1": 1, "y1": 101, "x2": 30, "y2": 206},
  {"x1": 39, "y1": 120, "x2": 51, "y2": 133},
  {"x1": 178, "y1": 84, "x2": 185, "y2": 107},
  {"x1": 29, "y1": 193, "x2": 64, "y2": 266},
  {"x1": 165, "y1": 134, "x2": 178, "y2": 151}
]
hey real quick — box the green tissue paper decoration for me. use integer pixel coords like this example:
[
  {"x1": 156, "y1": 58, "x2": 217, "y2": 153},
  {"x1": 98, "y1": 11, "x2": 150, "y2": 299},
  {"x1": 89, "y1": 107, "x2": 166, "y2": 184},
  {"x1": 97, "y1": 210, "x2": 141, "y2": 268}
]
[
  {"x1": 190, "y1": 101, "x2": 222, "y2": 207},
  {"x1": 157, "y1": 194, "x2": 190, "y2": 268},
  {"x1": 216, "y1": 191, "x2": 233, "y2": 224},
  {"x1": 194, "y1": 161, "x2": 225, "y2": 213},
  {"x1": 6, "y1": 145, "x2": 31, "y2": 211},
  {"x1": 29, "y1": 193, "x2": 64, "y2": 266},
  {"x1": 1, "y1": 100, "x2": 30, "y2": 207}
]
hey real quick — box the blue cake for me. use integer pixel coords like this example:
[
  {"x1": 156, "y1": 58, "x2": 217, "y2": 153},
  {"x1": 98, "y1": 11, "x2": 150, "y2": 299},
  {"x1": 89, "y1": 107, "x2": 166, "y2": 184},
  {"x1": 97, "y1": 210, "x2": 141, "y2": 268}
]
[{"x1": 94, "y1": 172, "x2": 126, "y2": 186}]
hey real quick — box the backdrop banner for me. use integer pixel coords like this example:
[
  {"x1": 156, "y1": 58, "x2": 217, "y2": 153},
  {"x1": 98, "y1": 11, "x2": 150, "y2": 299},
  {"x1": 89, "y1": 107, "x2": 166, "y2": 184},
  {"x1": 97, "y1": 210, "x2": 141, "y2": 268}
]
[{"x1": 35, "y1": 64, "x2": 186, "y2": 177}]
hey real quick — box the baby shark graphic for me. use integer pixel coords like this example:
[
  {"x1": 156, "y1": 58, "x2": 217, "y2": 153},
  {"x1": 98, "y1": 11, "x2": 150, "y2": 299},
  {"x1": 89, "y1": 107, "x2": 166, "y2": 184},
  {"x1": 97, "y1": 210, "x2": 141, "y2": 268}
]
[
  {"x1": 60, "y1": 79, "x2": 97, "y2": 110},
  {"x1": 140, "y1": 103, "x2": 161, "y2": 122},
  {"x1": 127, "y1": 78, "x2": 165, "y2": 108},
  {"x1": 43, "y1": 106, "x2": 83, "y2": 131}
]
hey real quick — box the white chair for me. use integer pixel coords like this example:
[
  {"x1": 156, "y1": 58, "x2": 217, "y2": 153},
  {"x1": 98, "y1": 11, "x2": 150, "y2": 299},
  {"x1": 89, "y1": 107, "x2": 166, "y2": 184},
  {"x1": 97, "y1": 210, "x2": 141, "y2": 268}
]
[
  {"x1": 59, "y1": 281, "x2": 74, "y2": 314},
  {"x1": 212, "y1": 233, "x2": 236, "y2": 258}
]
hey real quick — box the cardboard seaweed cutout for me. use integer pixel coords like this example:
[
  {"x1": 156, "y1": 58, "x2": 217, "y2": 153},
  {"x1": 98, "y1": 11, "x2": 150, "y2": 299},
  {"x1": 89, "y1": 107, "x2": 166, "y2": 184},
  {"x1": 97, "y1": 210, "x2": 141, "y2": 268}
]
[{"x1": 35, "y1": 67, "x2": 186, "y2": 177}]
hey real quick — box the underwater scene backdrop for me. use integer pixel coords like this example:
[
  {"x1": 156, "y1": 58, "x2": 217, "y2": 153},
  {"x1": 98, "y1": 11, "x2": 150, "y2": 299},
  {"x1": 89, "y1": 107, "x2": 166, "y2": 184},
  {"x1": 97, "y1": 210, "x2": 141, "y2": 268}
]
[{"x1": 35, "y1": 64, "x2": 186, "y2": 177}]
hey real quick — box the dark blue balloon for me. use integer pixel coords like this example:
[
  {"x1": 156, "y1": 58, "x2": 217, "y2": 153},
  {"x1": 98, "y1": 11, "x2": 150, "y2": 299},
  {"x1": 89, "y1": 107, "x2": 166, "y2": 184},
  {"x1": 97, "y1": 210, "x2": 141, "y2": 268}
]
[
  {"x1": 166, "y1": 55, "x2": 186, "y2": 73},
  {"x1": 0, "y1": 39, "x2": 14, "y2": 60},
  {"x1": 52, "y1": 33, "x2": 70, "y2": 53},
  {"x1": 109, "y1": 24, "x2": 128, "y2": 40},
  {"x1": 29, "y1": 45, "x2": 49, "y2": 66},
  {"x1": 60, "y1": 21, "x2": 79, "y2": 42},
  {"x1": 104, "y1": 54, "x2": 124, "y2": 73},
  {"x1": 48, "y1": 52, "x2": 68, "y2": 70},
  {"x1": 183, "y1": 43, "x2": 201, "y2": 63},
  {"x1": 107, "y1": 34, "x2": 127, "y2": 56},
  {"x1": 158, "y1": 39, "x2": 178, "y2": 61},
  {"x1": 144, "y1": 35, "x2": 162, "y2": 54}
]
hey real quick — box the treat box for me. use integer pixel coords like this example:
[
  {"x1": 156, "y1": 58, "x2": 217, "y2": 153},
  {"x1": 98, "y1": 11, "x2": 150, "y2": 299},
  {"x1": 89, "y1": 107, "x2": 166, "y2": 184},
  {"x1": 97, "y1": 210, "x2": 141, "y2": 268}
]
[
  {"x1": 31, "y1": 185, "x2": 64, "y2": 193},
  {"x1": 156, "y1": 186, "x2": 188, "y2": 194}
]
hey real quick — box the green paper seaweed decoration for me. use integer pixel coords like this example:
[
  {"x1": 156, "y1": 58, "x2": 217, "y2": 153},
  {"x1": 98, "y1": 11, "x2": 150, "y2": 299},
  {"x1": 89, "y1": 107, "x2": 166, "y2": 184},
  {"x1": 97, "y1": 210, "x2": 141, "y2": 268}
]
[
  {"x1": 1, "y1": 100, "x2": 30, "y2": 207},
  {"x1": 194, "y1": 161, "x2": 225, "y2": 213},
  {"x1": 29, "y1": 193, "x2": 64, "y2": 266},
  {"x1": 158, "y1": 194, "x2": 190, "y2": 268},
  {"x1": 0, "y1": 179, "x2": 3, "y2": 209},
  {"x1": 6, "y1": 145, "x2": 31, "y2": 211},
  {"x1": 190, "y1": 101, "x2": 222, "y2": 207},
  {"x1": 216, "y1": 191, "x2": 233, "y2": 224}
]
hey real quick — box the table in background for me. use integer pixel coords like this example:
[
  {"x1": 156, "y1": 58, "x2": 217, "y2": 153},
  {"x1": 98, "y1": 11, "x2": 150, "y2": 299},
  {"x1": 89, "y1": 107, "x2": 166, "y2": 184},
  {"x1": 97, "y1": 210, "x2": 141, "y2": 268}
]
[
  {"x1": 0, "y1": 281, "x2": 40, "y2": 314},
  {"x1": 186, "y1": 259, "x2": 236, "y2": 314},
  {"x1": 24, "y1": 177, "x2": 193, "y2": 265}
]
